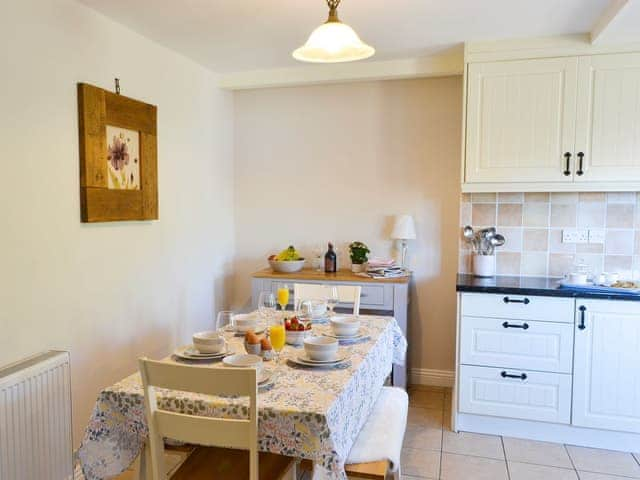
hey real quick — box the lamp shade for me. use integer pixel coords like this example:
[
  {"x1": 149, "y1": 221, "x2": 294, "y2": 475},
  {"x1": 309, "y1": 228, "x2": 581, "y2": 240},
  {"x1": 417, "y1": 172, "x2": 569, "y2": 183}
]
[
  {"x1": 292, "y1": 21, "x2": 375, "y2": 63},
  {"x1": 390, "y1": 214, "x2": 416, "y2": 240}
]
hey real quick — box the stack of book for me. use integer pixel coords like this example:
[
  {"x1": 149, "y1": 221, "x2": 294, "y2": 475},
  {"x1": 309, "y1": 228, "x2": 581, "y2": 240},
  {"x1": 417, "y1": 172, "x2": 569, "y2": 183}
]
[{"x1": 364, "y1": 258, "x2": 409, "y2": 279}]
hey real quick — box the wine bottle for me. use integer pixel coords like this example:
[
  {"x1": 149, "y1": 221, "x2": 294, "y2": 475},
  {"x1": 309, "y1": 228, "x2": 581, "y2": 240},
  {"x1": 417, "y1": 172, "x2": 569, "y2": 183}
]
[{"x1": 324, "y1": 242, "x2": 337, "y2": 273}]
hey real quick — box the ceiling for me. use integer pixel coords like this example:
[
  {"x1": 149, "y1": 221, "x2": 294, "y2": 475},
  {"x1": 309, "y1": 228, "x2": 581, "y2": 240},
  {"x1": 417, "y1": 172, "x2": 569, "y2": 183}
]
[{"x1": 80, "y1": 0, "x2": 622, "y2": 73}]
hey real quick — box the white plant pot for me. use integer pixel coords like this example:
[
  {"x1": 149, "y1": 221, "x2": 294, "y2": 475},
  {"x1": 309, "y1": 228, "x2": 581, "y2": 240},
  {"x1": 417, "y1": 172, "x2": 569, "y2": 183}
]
[
  {"x1": 473, "y1": 254, "x2": 495, "y2": 278},
  {"x1": 351, "y1": 263, "x2": 365, "y2": 273}
]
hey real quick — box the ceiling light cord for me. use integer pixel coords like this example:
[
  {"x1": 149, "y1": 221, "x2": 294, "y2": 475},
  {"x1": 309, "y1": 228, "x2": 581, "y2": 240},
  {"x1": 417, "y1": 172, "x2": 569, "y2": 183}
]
[{"x1": 326, "y1": 0, "x2": 340, "y2": 22}]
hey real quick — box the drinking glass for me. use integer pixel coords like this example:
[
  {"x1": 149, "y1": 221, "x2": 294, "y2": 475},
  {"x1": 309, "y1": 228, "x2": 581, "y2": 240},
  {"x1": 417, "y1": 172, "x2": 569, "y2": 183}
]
[
  {"x1": 325, "y1": 285, "x2": 339, "y2": 317},
  {"x1": 268, "y1": 317, "x2": 286, "y2": 364},
  {"x1": 298, "y1": 299, "x2": 314, "y2": 332},
  {"x1": 258, "y1": 292, "x2": 276, "y2": 322},
  {"x1": 277, "y1": 283, "x2": 290, "y2": 313},
  {"x1": 216, "y1": 310, "x2": 234, "y2": 333}
]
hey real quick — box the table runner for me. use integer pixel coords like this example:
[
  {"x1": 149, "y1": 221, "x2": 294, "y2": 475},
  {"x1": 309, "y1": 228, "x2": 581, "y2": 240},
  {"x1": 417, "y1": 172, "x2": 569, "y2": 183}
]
[{"x1": 78, "y1": 315, "x2": 406, "y2": 480}]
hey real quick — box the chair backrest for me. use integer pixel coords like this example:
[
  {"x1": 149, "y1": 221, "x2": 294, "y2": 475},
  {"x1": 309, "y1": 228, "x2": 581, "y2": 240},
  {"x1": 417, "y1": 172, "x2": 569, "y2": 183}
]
[
  {"x1": 138, "y1": 358, "x2": 258, "y2": 480},
  {"x1": 293, "y1": 283, "x2": 362, "y2": 315}
]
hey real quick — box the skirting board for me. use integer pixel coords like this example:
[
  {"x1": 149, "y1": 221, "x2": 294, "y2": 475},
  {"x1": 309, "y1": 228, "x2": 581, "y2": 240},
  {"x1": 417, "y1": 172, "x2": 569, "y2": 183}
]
[{"x1": 409, "y1": 368, "x2": 455, "y2": 388}]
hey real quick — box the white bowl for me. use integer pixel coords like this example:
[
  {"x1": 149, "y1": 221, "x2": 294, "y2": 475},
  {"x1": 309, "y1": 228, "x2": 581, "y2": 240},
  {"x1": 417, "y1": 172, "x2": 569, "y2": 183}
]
[
  {"x1": 286, "y1": 329, "x2": 307, "y2": 346},
  {"x1": 303, "y1": 336, "x2": 338, "y2": 361},
  {"x1": 192, "y1": 331, "x2": 226, "y2": 354},
  {"x1": 222, "y1": 354, "x2": 263, "y2": 374},
  {"x1": 330, "y1": 317, "x2": 360, "y2": 337},
  {"x1": 269, "y1": 259, "x2": 305, "y2": 273},
  {"x1": 232, "y1": 313, "x2": 258, "y2": 333}
]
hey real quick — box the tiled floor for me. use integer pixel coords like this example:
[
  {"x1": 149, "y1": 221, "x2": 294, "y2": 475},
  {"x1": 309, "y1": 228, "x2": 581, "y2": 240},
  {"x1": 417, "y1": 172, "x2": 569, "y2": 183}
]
[{"x1": 404, "y1": 386, "x2": 640, "y2": 480}]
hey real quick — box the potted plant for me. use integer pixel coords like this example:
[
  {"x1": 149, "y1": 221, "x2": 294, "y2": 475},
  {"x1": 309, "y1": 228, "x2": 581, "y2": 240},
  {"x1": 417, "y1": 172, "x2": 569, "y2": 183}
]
[{"x1": 348, "y1": 241, "x2": 370, "y2": 273}]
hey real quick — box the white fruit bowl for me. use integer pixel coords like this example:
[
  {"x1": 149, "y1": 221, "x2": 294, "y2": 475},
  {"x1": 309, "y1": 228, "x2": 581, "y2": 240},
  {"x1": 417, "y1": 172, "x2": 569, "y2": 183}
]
[
  {"x1": 269, "y1": 259, "x2": 305, "y2": 273},
  {"x1": 303, "y1": 336, "x2": 338, "y2": 361},
  {"x1": 330, "y1": 317, "x2": 360, "y2": 337}
]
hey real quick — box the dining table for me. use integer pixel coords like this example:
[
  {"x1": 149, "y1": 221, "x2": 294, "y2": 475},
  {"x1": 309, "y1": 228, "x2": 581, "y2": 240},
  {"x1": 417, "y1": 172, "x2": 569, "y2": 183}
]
[{"x1": 77, "y1": 314, "x2": 407, "y2": 480}]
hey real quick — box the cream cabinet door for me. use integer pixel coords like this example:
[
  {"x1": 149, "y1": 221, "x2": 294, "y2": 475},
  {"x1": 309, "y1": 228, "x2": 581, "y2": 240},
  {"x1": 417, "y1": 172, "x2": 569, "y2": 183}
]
[
  {"x1": 465, "y1": 57, "x2": 578, "y2": 184},
  {"x1": 573, "y1": 300, "x2": 640, "y2": 433},
  {"x1": 574, "y1": 53, "x2": 640, "y2": 183}
]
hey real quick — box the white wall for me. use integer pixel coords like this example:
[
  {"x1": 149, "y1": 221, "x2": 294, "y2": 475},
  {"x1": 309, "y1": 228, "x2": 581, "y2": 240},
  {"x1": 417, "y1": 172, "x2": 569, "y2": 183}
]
[
  {"x1": 0, "y1": 0, "x2": 235, "y2": 446},
  {"x1": 233, "y1": 78, "x2": 462, "y2": 373}
]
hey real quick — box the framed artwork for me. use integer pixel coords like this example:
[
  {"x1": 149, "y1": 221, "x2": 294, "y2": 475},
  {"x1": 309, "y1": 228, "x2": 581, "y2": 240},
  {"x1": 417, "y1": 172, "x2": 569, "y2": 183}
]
[{"x1": 77, "y1": 82, "x2": 158, "y2": 222}]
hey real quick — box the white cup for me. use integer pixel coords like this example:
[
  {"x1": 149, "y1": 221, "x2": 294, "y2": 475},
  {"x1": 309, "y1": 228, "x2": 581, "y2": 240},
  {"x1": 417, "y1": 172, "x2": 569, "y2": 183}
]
[
  {"x1": 568, "y1": 272, "x2": 588, "y2": 285},
  {"x1": 192, "y1": 331, "x2": 227, "y2": 354}
]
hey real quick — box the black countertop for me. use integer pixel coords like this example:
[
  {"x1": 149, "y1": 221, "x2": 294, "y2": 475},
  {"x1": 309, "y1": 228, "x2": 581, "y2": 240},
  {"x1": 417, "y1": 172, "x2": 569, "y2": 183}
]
[{"x1": 456, "y1": 274, "x2": 640, "y2": 301}]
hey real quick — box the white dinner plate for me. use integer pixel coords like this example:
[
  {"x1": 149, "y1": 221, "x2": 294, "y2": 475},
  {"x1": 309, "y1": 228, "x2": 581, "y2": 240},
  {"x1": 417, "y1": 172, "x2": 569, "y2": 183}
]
[
  {"x1": 291, "y1": 354, "x2": 347, "y2": 367},
  {"x1": 322, "y1": 329, "x2": 366, "y2": 340},
  {"x1": 225, "y1": 325, "x2": 265, "y2": 335},
  {"x1": 174, "y1": 345, "x2": 231, "y2": 360}
]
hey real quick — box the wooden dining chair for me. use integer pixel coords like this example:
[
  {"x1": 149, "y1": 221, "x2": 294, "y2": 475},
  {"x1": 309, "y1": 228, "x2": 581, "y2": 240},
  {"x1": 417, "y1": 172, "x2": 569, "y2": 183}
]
[
  {"x1": 293, "y1": 283, "x2": 362, "y2": 315},
  {"x1": 138, "y1": 358, "x2": 296, "y2": 480}
]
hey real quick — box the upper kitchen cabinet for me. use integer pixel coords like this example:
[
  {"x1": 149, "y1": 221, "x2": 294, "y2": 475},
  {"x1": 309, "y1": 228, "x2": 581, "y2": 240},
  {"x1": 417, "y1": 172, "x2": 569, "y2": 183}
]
[{"x1": 462, "y1": 37, "x2": 640, "y2": 192}]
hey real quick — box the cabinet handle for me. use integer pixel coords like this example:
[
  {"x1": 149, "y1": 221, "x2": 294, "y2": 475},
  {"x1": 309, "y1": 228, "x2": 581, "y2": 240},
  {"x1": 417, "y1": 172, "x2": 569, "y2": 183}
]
[
  {"x1": 578, "y1": 305, "x2": 586, "y2": 330},
  {"x1": 503, "y1": 296, "x2": 530, "y2": 304},
  {"x1": 563, "y1": 152, "x2": 572, "y2": 176},
  {"x1": 360, "y1": 293, "x2": 368, "y2": 298},
  {"x1": 576, "y1": 152, "x2": 585, "y2": 176},
  {"x1": 502, "y1": 321, "x2": 529, "y2": 330},
  {"x1": 501, "y1": 371, "x2": 527, "y2": 380}
]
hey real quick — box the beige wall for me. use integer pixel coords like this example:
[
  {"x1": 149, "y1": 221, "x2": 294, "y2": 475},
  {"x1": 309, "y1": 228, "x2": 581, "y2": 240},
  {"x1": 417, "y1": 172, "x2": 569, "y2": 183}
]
[
  {"x1": 233, "y1": 78, "x2": 463, "y2": 373},
  {"x1": 1, "y1": 0, "x2": 235, "y2": 445}
]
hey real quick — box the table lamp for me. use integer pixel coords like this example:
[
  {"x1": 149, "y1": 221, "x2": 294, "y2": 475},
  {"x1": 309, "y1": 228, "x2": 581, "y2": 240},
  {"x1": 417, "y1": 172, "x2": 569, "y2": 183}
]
[{"x1": 390, "y1": 214, "x2": 416, "y2": 268}]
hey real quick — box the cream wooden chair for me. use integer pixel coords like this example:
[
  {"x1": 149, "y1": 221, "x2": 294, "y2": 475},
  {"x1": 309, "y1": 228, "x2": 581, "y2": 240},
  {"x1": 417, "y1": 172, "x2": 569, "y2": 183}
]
[
  {"x1": 293, "y1": 283, "x2": 362, "y2": 315},
  {"x1": 138, "y1": 358, "x2": 295, "y2": 480}
]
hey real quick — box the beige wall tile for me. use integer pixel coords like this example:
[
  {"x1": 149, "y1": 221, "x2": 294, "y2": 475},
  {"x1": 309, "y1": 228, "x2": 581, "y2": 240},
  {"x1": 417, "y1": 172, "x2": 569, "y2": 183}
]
[
  {"x1": 498, "y1": 192, "x2": 524, "y2": 203},
  {"x1": 521, "y1": 252, "x2": 548, "y2": 276},
  {"x1": 472, "y1": 204, "x2": 496, "y2": 227},
  {"x1": 471, "y1": 193, "x2": 497, "y2": 203},
  {"x1": 548, "y1": 253, "x2": 575, "y2": 277},
  {"x1": 497, "y1": 252, "x2": 521, "y2": 275},
  {"x1": 606, "y1": 203, "x2": 635, "y2": 228},
  {"x1": 576, "y1": 242, "x2": 603, "y2": 254},
  {"x1": 460, "y1": 202, "x2": 472, "y2": 226},
  {"x1": 523, "y1": 229, "x2": 549, "y2": 251},
  {"x1": 566, "y1": 446, "x2": 640, "y2": 478},
  {"x1": 549, "y1": 229, "x2": 576, "y2": 254},
  {"x1": 441, "y1": 453, "x2": 508, "y2": 480},
  {"x1": 636, "y1": 232, "x2": 640, "y2": 255},
  {"x1": 503, "y1": 437, "x2": 573, "y2": 469},
  {"x1": 579, "y1": 192, "x2": 606, "y2": 202},
  {"x1": 605, "y1": 230, "x2": 634, "y2": 255},
  {"x1": 525, "y1": 192, "x2": 549, "y2": 202},
  {"x1": 499, "y1": 227, "x2": 523, "y2": 252},
  {"x1": 604, "y1": 255, "x2": 632, "y2": 274},
  {"x1": 575, "y1": 253, "x2": 604, "y2": 276},
  {"x1": 577, "y1": 203, "x2": 605, "y2": 228},
  {"x1": 607, "y1": 192, "x2": 636, "y2": 204},
  {"x1": 497, "y1": 204, "x2": 523, "y2": 227},
  {"x1": 523, "y1": 203, "x2": 550, "y2": 227},
  {"x1": 550, "y1": 204, "x2": 577, "y2": 227},
  {"x1": 550, "y1": 192, "x2": 579, "y2": 204}
]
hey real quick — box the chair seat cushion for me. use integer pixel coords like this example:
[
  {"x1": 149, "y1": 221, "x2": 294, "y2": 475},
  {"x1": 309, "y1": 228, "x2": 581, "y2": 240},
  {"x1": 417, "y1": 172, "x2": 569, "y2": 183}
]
[{"x1": 346, "y1": 387, "x2": 408, "y2": 472}]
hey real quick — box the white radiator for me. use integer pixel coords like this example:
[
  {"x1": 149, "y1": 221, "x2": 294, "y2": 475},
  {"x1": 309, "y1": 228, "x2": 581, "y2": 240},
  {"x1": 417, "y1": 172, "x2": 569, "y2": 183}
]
[{"x1": 0, "y1": 351, "x2": 73, "y2": 480}]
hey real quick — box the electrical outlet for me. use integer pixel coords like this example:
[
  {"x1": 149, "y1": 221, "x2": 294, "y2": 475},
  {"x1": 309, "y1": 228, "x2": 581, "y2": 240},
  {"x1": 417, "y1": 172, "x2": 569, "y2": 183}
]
[
  {"x1": 562, "y1": 229, "x2": 589, "y2": 243},
  {"x1": 589, "y1": 229, "x2": 605, "y2": 244}
]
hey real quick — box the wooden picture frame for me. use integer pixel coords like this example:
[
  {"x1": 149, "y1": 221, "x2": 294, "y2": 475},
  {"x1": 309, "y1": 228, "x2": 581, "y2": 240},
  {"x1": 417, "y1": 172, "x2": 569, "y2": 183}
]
[{"x1": 77, "y1": 82, "x2": 158, "y2": 222}]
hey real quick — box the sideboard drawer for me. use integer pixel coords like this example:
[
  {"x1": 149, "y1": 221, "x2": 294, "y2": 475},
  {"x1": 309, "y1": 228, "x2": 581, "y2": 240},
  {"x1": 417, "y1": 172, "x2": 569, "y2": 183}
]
[
  {"x1": 461, "y1": 293, "x2": 574, "y2": 323},
  {"x1": 459, "y1": 365, "x2": 571, "y2": 424},
  {"x1": 460, "y1": 316, "x2": 574, "y2": 373},
  {"x1": 359, "y1": 284, "x2": 393, "y2": 310}
]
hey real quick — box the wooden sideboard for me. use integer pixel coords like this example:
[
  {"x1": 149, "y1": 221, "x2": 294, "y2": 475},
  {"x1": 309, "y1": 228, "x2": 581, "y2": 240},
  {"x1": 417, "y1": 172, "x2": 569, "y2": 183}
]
[{"x1": 251, "y1": 268, "x2": 410, "y2": 388}]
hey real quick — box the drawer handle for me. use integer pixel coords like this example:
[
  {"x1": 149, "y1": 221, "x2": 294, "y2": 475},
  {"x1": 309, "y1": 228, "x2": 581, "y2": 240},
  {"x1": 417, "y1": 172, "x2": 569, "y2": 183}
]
[
  {"x1": 503, "y1": 296, "x2": 530, "y2": 304},
  {"x1": 501, "y1": 371, "x2": 527, "y2": 380},
  {"x1": 576, "y1": 152, "x2": 585, "y2": 176},
  {"x1": 360, "y1": 293, "x2": 368, "y2": 298},
  {"x1": 578, "y1": 305, "x2": 586, "y2": 330},
  {"x1": 563, "y1": 152, "x2": 572, "y2": 176},
  {"x1": 502, "y1": 321, "x2": 529, "y2": 330}
]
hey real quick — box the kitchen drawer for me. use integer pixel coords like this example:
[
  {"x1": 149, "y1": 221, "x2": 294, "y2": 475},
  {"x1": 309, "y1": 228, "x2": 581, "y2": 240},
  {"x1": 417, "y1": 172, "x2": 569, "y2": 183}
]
[
  {"x1": 359, "y1": 284, "x2": 393, "y2": 310},
  {"x1": 460, "y1": 316, "x2": 574, "y2": 373},
  {"x1": 461, "y1": 293, "x2": 574, "y2": 323},
  {"x1": 459, "y1": 365, "x2": 571, "y2": 424}
]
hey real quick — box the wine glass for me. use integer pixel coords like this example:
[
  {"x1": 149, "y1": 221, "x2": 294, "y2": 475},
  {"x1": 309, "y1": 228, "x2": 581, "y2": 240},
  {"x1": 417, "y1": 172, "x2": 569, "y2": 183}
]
[
  {"x1": 277, "y1": 283, "x2": 290, "y2": 314},
  {"x1": 298, "y1": 299, "x2": 314, "y2": 332},
  {"x1": 325, "y1": 285, "x2": 339, "y2": 317},
  {"x1": 216, "y1": 310, "x2": 234, "y2": 333},
  {"x1": 258, "y1": 292, "x2": 276, "y2": 322}
]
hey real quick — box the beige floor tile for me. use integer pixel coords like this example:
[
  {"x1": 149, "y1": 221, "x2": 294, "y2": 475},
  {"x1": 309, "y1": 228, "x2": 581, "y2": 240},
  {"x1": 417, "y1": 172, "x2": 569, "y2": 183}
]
[
  {"x1": 567, "y1": 446, "x2": 640, "y2": 478},
  {"x1": 578, "y1": 473, "x2": 636, "y2": 480},
  {"x1": 401, "y1": 447, "x2": 440, "y2": 478},
  {"x1": 403, "y1": 424, "x2": 443, "y2": 451},
  {"x1": 509, "y1": 462, "x2": 578, "y2": 480},
  {"x1": 503, "y1": 437, "x2": 573, "y2": 468},
  {"x1": 403, "y1": 476, "x2": 433, "y2": 480},
  {"x1": 407, "y1": 407, "x2": 443, "y2": 428},
  {"x1": 409, "y1": 389, "x2": 445, "y2": 409},
  {"x1": 442, "y1": 431, "x2": 504, "y2": 460},
  {"x1": 440, "y1": 453, "x2": 508, "y2": 480}
]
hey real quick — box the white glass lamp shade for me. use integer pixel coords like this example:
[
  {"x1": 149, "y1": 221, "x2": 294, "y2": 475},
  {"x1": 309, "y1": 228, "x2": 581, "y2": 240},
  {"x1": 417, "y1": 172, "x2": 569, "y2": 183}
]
[
  {"x1": 390, "y1": 215, "x2": 417, "y2": 240},
  {"x1": 293, "y1": 21, "x2": 375, "y2": 63}
]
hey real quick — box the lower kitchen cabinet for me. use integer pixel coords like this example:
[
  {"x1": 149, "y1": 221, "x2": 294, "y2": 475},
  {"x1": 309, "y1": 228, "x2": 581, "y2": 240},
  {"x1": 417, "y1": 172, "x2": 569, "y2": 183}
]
[{"x1": 573, "y1": 299, "x2": 640, "y2": 434}]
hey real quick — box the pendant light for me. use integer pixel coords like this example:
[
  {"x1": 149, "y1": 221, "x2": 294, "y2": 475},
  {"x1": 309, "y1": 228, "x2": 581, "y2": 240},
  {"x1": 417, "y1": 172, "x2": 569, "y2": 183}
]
[{"x1": 292, "y1": 0, "x2": 375, "y2": 63}]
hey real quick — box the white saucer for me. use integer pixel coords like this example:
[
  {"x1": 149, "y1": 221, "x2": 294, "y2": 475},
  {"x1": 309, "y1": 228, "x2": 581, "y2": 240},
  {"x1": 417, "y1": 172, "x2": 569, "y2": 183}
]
[
  {"x1": 291, "y1": 354, "x2": 347, "y2": 367},
  {"x1": 322, "y1": 329, "x2": 366, "y2": 340},
  {"x1": 174, "y1": 345, "x2": 230, "y2": 360}
]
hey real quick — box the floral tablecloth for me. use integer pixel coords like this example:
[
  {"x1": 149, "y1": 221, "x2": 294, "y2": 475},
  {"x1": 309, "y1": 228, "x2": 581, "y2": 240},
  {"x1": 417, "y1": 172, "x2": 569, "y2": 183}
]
[{"x1": 78, "y1": 315, "x2": 407, "y2": 480}]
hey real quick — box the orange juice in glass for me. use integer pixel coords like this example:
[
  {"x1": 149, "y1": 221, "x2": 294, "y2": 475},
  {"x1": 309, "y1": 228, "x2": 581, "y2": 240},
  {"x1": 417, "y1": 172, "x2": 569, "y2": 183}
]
[
  {"x1": 277, "y1": 284, "x2": 289, "y2": 312},
  {"x1": 269, "y1": 323, "x2": 286, "y2": 363}
]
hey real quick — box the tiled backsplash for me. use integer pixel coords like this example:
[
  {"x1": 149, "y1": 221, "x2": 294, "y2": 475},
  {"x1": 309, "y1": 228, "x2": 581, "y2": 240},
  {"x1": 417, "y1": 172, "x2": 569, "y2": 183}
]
[{"x1": 459, "y1": 192, "x2": 640, "y2": 278}]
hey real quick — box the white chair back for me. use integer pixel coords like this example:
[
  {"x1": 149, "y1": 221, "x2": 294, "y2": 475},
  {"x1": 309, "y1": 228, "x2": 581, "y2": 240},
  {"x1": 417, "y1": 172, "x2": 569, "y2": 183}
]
[
  {"x1": 138, "y1": 358, "x2": 258, "y2": 480},
  {"x1": 293, "y1": 283, "x2": 362, "y2": 315}
]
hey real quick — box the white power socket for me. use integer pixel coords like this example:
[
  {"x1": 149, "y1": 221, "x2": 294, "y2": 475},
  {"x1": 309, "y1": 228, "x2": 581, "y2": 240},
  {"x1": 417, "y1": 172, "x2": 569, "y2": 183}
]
[
  {"x1": 562, "y1": 229, "x2": 589, "y2": 243},
  {"x1": 588, "y1": 229, "x2": 605, "y2": 244}
]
